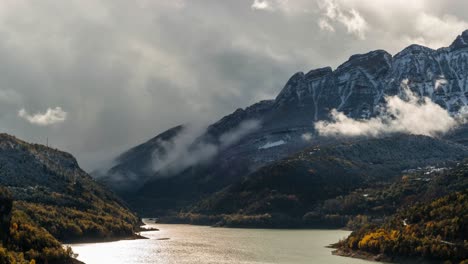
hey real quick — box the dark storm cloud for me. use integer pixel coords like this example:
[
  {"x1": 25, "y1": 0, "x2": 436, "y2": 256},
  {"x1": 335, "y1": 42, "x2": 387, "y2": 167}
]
[{"x1": 0, "y1": 0, "x2": 467, "y2": 170}]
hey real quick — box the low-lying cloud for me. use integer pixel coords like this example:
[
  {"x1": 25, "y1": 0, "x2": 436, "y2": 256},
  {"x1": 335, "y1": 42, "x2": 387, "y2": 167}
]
[
  {"x1": 301, "y1": 132, "x2": 313, "y2": 141},
  {"x1": 315, "y1": 82, "x2": 460, "y2": 138},
  {"x1": 18, "y1": 107, "x2": 67, "y2": 126},
  {"x1": 152, "y1": 119, "x2": 261, "y2": 176}
]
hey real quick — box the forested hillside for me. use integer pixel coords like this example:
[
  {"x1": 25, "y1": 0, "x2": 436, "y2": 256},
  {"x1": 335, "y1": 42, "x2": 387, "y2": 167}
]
[
  {"x1": 164, "y1": 136, "x2": 467, "y2": 228},
  {"x1": 0, "y1": 134, "x2": 140, "y2": 243},
  {"x1": 335, "y1": 190, "x2": 468, "y2": 263},
  {"x1": 0, "y1": 134, "x2": 146, "y2": 263},
  {"x1": 0, "y1": 187, "x2": 80, "y2": 264}
]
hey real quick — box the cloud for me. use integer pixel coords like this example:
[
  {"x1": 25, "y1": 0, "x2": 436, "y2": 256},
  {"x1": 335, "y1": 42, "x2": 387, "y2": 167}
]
[
  {"x1": 318, "y1": 0, "x2": 368, "y2": 39},
  {"x1": 251, "y1": 0, "x2": 272, "y2": 11},
  {"x1": 315, "y1": 80, "x2": 459, "y2": 138},
  {"x1": 250, "y1": 0, "x2": 312, "y2": 14},
  {"x1": 151, "y1": 120, "x2": 261, "y2": 176},
  {"x1": 301, "y1": 133, "x2": 313, "y2": 141},
  {"x1": 456, "y1": 106, "x2": 468, "y2": 124},
  {"x1": 318, "y1": 18, "x2": 335, "y2": 32},
  {"x1": 409, "y1": 12, "x2": 468, "y2": 48},
  {"x1": 340, "y1": 9, "x2": 368, "y2": 39},
  {"x1": 18, "y1": 107, "x2": 67, "y2": 126},
  {"x1": 219, "y1": 120, "x2": 260, "y2": 147}
]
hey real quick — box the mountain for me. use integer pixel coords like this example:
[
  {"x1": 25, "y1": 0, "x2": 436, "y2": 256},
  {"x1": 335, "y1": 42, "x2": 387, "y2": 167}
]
[
  {"x1": 0, "y1": 133, "x2": 140, "y2": 247},
  {"x1": 96, "y1": 125, "x2": 185, "y2": 192},
  {"x1": 98, "y1": 30, "x2": 468, "y2": 216},
  {"x1": 165, "y1": 136, "x2": 467, "y2": 227}
]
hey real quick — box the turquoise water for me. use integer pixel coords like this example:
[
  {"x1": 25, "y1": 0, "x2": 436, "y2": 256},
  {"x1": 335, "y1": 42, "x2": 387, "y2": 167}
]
[{"x1": 71, "y1": 223, "x2": 378, "y2": 264}]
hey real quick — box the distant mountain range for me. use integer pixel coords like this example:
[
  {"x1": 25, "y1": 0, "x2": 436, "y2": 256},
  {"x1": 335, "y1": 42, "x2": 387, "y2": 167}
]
[{"x1": 96, "y1": 30, "x2": 468, "y2": 218}]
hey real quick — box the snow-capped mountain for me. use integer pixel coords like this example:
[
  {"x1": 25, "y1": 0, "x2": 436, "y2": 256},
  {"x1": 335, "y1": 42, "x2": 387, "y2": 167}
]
[{"x1": 97, "y1": 30, "x2": 468, "y2": 215}]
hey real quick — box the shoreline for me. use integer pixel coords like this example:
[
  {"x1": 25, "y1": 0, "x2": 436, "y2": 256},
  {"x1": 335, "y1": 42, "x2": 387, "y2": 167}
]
[
  {"x1": 66, "y1": 227, "x2": 159, "y2": 245},
  {"x1": 331, "y1": 248, "x2": 441, "y2": 264},
  {"x1": 66, "y1": 233, "x2": 148, "y2": 245},
  {"x1": 156, "y1": 217, "x2": 352, "y2": 230},
  {"x1": 331, "y1": 248, "x2": 389, "y2": 262}
]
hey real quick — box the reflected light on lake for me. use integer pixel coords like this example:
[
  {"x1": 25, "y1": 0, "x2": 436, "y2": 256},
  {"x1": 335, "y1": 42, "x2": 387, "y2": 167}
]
[{"x1": 70, "y1": 223, "x2": 378, "y2": 264}]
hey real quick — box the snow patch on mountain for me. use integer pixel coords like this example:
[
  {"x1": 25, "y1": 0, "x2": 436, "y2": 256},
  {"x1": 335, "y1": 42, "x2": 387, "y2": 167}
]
[{"x1": 259, "y1": 140, "x2": 286, "y2": 149}]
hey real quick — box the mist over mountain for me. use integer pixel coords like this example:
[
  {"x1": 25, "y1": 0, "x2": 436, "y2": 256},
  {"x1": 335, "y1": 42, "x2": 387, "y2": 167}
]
[{"x1": 97, "y1": 30, "x2": 468, "y2": 216}]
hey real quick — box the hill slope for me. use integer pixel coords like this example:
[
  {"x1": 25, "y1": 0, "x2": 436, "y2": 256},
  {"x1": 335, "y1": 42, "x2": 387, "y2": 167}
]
[
  {"x1": 335, "y1": 189, "x2": 468, "y2": 262},
  {"x1": 0, "y1": 133, "x2": 140, "y2": 243},
  {"x1": 165, "y1": 135, "x2": 467, "y2": 227},
  {"x1": 0, "y1": 186, "x2": 80, "y2": 264}
]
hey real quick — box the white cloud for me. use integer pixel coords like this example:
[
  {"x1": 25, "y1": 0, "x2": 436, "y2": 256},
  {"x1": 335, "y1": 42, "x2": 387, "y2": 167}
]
[
  {"x1": 219, "y1": 119, "x2": 260, "y2": 147},
  {"x1": 318, "y1": 0, "x2": 368, "y2": 39},
  {"x1": 318, "y1": 18, "x2": 335, "y2": 32},
  {"x1": 151, "y1": 120, "x2": 261, "y2": 176},
  {"x1": 315, "y1": 81, "x2": 459, "y2": 138},
  {"x1": 251, "y1": 0, "x2": 272, "y2": 11},
  {"x1": 410, "y1": 13, "x2": 468, "y2": 48},
  {"x1": 18, "y1": 107, "x2": 67, "y2": 126},
  {"x1": 250, "y1": 0, "x2": 311, "y2": 14},
  {"x1": 339, "y1": 9, "x2": 367, "y2": 40},
  {"x1": 301, "y1": 133, "x2": 313, "y2": 141}
]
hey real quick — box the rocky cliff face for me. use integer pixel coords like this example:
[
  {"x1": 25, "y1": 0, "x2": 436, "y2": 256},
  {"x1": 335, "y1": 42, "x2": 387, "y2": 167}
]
[
  {"x1": 274, "y1": 31, "x2": 468, "y2": 119},
  {"x1": 99, "y1": 31, "x2": 468, "y2": 215}
]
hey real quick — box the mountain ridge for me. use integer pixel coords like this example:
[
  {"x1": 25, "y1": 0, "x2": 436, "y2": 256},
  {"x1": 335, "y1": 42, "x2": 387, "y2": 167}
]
[{"x1": 97, "y1": 30, "x2": 468, "y2": 217}]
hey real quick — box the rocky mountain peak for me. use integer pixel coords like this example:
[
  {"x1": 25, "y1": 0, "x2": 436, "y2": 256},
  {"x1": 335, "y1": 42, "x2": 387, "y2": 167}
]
[
  {"x1": 273, "y1": 30, "x2": 468, "y2": 116},
  {"x1": 342, "y1": 49, "x2": 392, "y2": 68},
  {"x1": 336, "y1": 49, "x2": 392, "y2": 78},
  {"x1": 394, "y1": 44, "x2": 434, "y2": 58},
  {"x1": 305, "y1": 67, "x2": 332, "y2": 80},
  {"x1": 450, "y1": 29, "x2": 468, "y2": 50},
  {"x1": 274, "y1": 71, "x2": 307, "y2": 104}
]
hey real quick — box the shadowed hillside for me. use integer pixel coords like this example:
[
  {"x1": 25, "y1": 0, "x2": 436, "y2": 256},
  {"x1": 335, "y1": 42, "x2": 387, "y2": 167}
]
[{"x1": 0, "y1": 133, "x2": 141, "y2": 244}]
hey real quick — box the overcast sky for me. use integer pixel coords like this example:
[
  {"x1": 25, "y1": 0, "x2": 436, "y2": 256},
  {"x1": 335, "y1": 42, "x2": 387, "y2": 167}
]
[{"x1": 1, "y1": 0, "x2": 468, "y2": 171}]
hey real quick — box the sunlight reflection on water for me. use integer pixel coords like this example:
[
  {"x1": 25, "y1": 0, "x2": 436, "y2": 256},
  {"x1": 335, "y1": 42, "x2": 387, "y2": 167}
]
[{"x1": 70, "y1": 223, "x2": 378, "y2": 264}]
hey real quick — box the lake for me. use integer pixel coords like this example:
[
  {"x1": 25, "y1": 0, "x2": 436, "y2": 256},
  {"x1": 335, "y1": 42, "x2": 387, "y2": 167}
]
[{"x1": 71, "y1": 222, "x2": 377, "y2": 264}]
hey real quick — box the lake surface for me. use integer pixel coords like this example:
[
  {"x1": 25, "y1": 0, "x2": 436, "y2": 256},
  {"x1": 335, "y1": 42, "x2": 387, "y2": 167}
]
[{"x1": 71, "y1": 222, "x2": 377, "y2": 264}]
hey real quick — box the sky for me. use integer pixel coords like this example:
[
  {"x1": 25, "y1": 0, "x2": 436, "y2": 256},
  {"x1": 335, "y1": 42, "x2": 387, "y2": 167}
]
[{"x1": 1, "y1": 0, "x2": 468, "y2": 171}]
